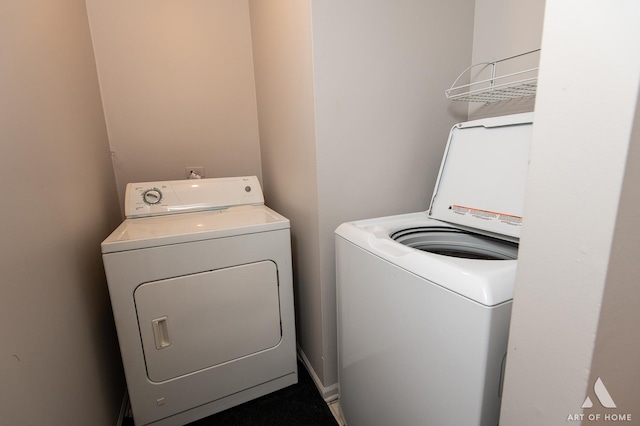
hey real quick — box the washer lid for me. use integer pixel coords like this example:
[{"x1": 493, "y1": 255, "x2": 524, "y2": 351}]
[
  {"x1": 101, "y1": 205, "x2": 289, "y2": 253},
  {"x1": 428, "y1": 113, "x2": 533, "y2": 239}
]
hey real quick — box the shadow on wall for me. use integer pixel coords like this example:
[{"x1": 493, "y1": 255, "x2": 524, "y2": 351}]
[{"x1": 469, "y1": 97, "x2": 537, "y2": 120}]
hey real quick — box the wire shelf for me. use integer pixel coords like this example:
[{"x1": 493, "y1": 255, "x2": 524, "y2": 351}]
[{"x1": 446, "y1": 49, "x2": 540, "y2": 103}]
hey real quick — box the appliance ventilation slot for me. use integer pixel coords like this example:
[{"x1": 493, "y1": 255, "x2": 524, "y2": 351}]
[{"x1": 446, "y1": 49, "x2": 540, "y2": 103}]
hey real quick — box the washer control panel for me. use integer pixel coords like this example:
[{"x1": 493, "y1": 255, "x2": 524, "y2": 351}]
[{"x1": 125, "y1": 176, "x2": 264, "y2": 218}]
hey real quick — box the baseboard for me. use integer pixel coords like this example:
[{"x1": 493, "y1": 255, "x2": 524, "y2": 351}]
[
  {"x1": 297, "y1": 345, "x2": 339, "y2": 403},
  {"x1": 116, "y1": 388, "x2": 129, "y2": 426}
]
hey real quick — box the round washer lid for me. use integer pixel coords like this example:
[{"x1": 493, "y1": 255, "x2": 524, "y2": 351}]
[{"x1": 428, "y1": 113, "x2": 533, "y2": 239}]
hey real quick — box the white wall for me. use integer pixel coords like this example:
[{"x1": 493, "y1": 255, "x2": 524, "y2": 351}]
[
  {"x1": 85, "y1": 0, "x2": 262, "y2": 206},
  {"x1": 311, "y1": 0, "x2": 474, "y2": 388},
  {"x1": 500, "y1": 1, "x2": 640, "y2": 423},
  {"x1": 0, "y1": 1, "x2": 124, "y2": 424},
  {"x1": 588, "y1": 93, "x2": 640, "y2": 420},
  {"x1": 248, "y1": 0, "x2": 324, "y2": 384},
  {"x1": 251, "y1": 0, "x2": 474, "y2": 393},
  {"x1": 469, "y1": 0, "x2": 545, "y2": 119}
]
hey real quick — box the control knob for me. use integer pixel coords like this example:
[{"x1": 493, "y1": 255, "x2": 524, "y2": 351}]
[{"x1": 142, "y1": 188, "x2": 163, "y2": 205}]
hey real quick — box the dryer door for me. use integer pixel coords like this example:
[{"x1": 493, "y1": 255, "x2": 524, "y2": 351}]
[{"x1": 134, "y1": 261, "x2": 282, "y2": 382}]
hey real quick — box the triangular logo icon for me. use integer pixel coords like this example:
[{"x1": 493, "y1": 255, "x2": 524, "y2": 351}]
[{"x1": 582, "y1": 377, "x2": 616, "y2": 409}]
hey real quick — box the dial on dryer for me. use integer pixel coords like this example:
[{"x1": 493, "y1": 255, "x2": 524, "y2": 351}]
[{"x1": 142, "y1": 188, "x2": 162, "y2": 205}]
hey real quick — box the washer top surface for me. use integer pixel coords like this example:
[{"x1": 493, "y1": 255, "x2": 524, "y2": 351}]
[
  {"x1": 102, "y1": 176, "x2": 289, "y2": 254},
  {"x1": 335, "y1": 212, "x2": 516, "y2": 306}
]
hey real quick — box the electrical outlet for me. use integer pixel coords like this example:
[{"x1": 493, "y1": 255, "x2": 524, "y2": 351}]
[{"x1": 185, "y1": 167, "x2": 205, "y2": 179}]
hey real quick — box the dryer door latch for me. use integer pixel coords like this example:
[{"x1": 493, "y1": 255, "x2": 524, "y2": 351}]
[{"x1": 152, "y1": 317, "x2": 172, "y2": 350}]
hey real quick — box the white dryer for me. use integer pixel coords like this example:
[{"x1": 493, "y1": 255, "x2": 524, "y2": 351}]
[
  {"x1": 335, "y1": 113, "x2": 533, "y2": 426},
  {"x1": 102, "y1": 176, "x2": 297, "y2": 426}
]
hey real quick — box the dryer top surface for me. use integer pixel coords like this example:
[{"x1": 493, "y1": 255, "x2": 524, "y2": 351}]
[{"x1": 102, "y1": 205, "x2": 288, "y2": 254}]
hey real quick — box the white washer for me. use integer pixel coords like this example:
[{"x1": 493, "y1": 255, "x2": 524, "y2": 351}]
[
  {"x1": 102, "y1": 176, "x2": 297, "y2": 426},
  {"x1": 335, "y1": 113, "x2": 533, "y2": 426}
]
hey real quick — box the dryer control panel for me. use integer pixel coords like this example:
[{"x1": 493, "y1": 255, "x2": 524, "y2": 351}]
[{"x1": 125, "y1": 176, "x2": 264, "y2": 218}]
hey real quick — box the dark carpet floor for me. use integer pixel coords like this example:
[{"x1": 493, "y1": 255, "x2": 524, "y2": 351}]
[{"x1": 123, "y1": 361, "x2": 338, "y2": 426}]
